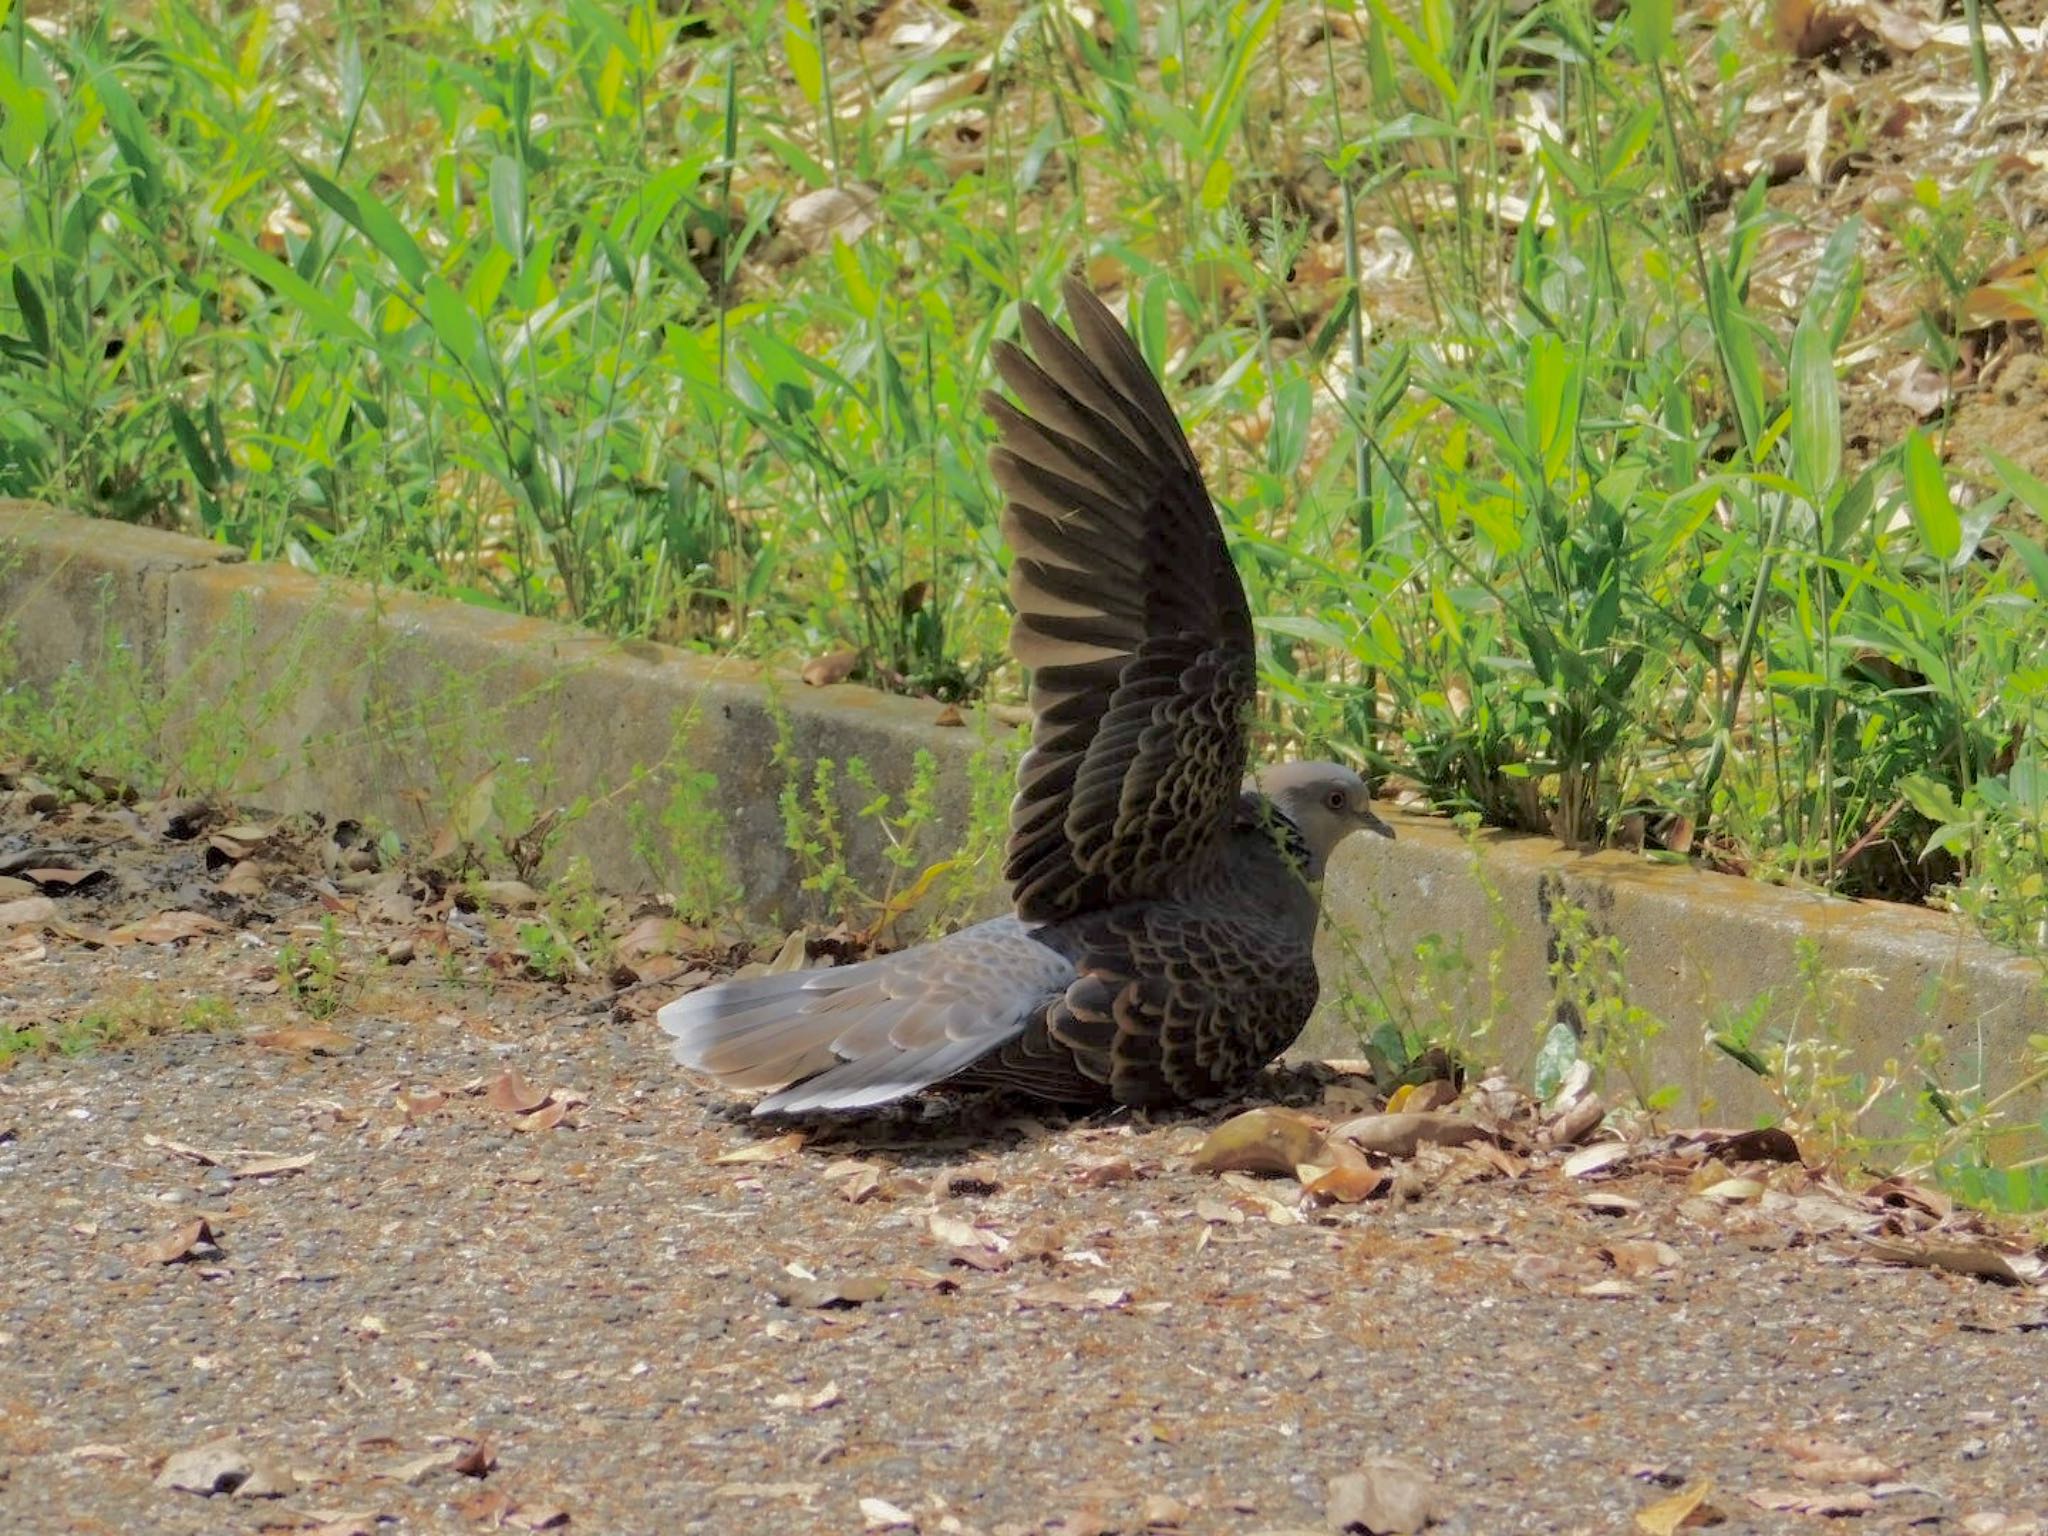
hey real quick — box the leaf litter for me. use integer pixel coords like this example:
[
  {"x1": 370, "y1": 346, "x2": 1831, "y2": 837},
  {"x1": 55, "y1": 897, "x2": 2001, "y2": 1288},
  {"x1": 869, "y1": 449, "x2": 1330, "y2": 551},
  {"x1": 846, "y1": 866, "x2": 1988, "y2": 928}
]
[{"x1": 6, "y1": 779, "x2": 2048, "y2": 1530}]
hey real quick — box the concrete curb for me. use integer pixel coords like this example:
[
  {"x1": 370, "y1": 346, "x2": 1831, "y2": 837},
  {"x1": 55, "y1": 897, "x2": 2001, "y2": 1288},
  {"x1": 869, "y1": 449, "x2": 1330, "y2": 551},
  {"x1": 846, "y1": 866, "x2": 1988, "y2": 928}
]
[{"x1": 6, "y1": 503, "x2": 2043, "y2": 1125}]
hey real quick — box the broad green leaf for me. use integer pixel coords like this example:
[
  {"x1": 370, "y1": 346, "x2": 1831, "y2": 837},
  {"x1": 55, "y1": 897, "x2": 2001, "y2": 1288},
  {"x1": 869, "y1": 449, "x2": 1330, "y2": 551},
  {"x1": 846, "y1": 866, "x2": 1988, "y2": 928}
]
[
  {"x1": 297, "y1": 162, "x2": 429, "y2": 290},
  {"x1": 783, "y1": 0, "x2": 823, "y2": 106},
  {"x1": 1899, "y1": 772, "x2": 1963, "y2": 824},
  {"x1": 211, "y1": 228, "x2": 374, "y2": 346},
  {"x1": 489, "y1": 154, "x2": 527, "y2": 266},
  {"x1": 423, "y1": 274, "x2": 486, "y2": 375},
  {"x1": 1631, "y1": 0, "x2": 1673, "y2": 61},
  {"x1": 10, "y1": 266, "x2": 48, "y2": 360},
  {"x1": 1987, "y1": 449, "x2": 2048, "y2": 520},
  {"x1": 1901, "y1": 429, "x2": 1961, "y2": 564},
  {"x1": 1787, "y1": 312, "x2": 1839, "y2": 504}
]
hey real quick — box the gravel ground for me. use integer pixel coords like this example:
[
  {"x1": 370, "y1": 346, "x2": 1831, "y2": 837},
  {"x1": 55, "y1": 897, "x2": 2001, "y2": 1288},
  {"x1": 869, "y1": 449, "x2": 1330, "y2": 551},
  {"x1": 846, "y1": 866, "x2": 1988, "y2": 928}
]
[{"x1": 3, "y1": 802, "x2": 2046, "y2": 1536}]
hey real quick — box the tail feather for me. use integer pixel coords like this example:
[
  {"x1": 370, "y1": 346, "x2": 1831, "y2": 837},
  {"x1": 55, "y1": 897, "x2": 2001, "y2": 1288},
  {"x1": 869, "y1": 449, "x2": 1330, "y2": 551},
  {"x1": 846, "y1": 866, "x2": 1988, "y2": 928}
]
[{"x1": 657, "y1": 916, "x2": 1075, "y2": 1114}]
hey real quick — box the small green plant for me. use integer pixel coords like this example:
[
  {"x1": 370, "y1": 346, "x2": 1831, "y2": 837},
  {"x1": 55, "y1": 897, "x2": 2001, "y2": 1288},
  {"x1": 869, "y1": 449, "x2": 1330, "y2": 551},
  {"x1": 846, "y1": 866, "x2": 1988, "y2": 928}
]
[
  {"x1": 1544, "y1": 891, "x2": 1677, "y2": 1116},
  {"x1": 517, "y1": 854, "x2": 612, "y2": 981},
  {"x1": 0, "y1": 991, "x2": 236, "y2": 1067},
  {"x1": 278, "y1": 915, "x2": 349, "y2": 1020}
]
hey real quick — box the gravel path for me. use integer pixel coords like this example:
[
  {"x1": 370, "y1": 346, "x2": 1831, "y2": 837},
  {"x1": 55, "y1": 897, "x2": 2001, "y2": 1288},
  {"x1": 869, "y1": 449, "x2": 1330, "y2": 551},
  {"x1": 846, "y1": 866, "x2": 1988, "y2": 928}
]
[{"x1": 2, "y1": 804, "x2": 2046, "y2": 1535}]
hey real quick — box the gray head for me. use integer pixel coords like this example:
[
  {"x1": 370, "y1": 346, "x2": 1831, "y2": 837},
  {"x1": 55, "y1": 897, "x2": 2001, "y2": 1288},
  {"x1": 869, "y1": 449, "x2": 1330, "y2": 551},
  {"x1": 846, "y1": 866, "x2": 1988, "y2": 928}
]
[{"x1": 1246, "y1": 760, "x2": 1395, "y2": 879}]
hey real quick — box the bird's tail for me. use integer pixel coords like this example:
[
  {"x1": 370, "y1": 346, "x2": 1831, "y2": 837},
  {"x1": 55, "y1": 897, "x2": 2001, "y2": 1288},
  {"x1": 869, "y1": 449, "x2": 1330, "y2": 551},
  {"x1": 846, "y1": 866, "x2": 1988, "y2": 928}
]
[{"x1": 658, "y1": 916, "x2": 1074, "y2": 1115}]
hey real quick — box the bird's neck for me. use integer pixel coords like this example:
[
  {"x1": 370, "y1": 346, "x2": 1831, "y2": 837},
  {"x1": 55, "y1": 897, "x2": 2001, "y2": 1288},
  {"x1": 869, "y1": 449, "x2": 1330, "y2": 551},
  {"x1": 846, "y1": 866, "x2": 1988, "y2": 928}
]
[{"x1": 1231, "y1": 793, "x2": 1318, "y2": 880}]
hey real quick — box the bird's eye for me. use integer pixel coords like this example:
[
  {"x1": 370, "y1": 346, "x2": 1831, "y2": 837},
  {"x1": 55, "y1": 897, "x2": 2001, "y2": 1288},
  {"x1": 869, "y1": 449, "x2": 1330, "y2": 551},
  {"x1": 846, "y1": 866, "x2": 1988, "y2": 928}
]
[{"x1": 1325, "y1": 788, "x2": 1348, "y2": 811}]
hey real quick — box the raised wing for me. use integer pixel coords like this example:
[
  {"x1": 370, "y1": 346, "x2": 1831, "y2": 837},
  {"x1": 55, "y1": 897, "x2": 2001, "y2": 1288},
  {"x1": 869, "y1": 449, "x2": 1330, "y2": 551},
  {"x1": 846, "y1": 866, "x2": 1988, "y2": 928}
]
[{"x1": 986, "y1": 276, "x2": 1255, "y2": 922}]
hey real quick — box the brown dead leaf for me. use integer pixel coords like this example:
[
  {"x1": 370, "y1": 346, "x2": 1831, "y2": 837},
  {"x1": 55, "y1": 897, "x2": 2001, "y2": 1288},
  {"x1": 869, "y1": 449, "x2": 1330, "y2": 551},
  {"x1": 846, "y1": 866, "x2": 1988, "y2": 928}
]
[
  {"x1": 1073, "y1": 1158, "x2": 1139, "y2": 1188},
  {"x1": 767, "y1": 1382, "x2": 844, "y2": 1412},
  {"x1": 1190, "y1": 1106, "x2": 1333, "y2": 1177},
  {"x1": 1331, "y1": 1110, "x2": 1488, "y2": 1158},
  {"x1": 715, "y1": 1132, "x2": 807, "y2": 1165},
  {"x1": 156, "y1": 1437, "x2": 255, "y2": 1494},
  {"x1": 770, "y1": 1273, "x2": 890, "y2": 1309},
  {"x1": 1602, "y1": 1240, "x2": 1682, "y2": 1277},
  {"x1": 1562, "y1": 1141, "x2": 1634, "y2": 1179},
  {"x1": 231, "y1": 1153, "x2": 316, "y2": 1179},
  {"x1": 457, "y1": 1487, "x2": 519, "y2": 1525},
  {"x1": 1888, "y1": 356, "x2": 1949, "y2": 420},
  {"x1": 1545, "y1": 1092, "x2": 1607, "y2": 1147},
  {"x1": 128, "y1": 909, "x2": 227, "y2": 945},
  {"x1": 512, "y1": 1101, "x2": 569, "y2": 1134},
  {"x1": 1635, "y1": 1478, "x2": 1719, "y2": 1534},
  {"x1": 486, "y1": 1068, "x2": 550, "y2": 1115},
  {"x1": 1864, "y1": 1175, "x2": 1953, "y2": 1222},
  {"x1": 801, "y1": 649, "x2": 860, "y2": 687},
  {"x1": 1302, "y1": 1163, "x2": 1391, "y2": 1204},
  {"x1": 399, "y1": 1089, "x2": 448, "y2": 1118},
  {"x1": 145, "y1": 1216, "x2": 221, "y2": 1266},
  {"x1": 1746, "y1": 1488, "x2": 1877, "y2": 1516},
  {"x1": 859, "y1": 1497, "x2": 916, "y2": 1531},
  {"x1": 1705, "y1": 1127, "x2": 1802, "y2": 1164},
  {"x1": 1964, "y1": 245, "x2": 2048, "y2": 329},
  {"x1": 0, "y1": 895, "x2": 58, "y2": 929},
  {"x1": 449, "y1": 1439, "x2": 496, "y2": 1478},
  {"x1": 1013, "y1": 1283, "x2": 1130, "y2": 1311},
  {"x1": 1327, "y1": 1456, "x2": 1445, "y2": 1533},
  {"x1": 23, "y1": 865, "x2": 106, "y2": 892},
  {"x1": 933, "y1": 703, "x2": 965, "y2": 727},
  {"x1": 248, "y1": 1026, "x2": 355, "y2": 1056},
  {"x1": 1861, "y1": 1235, "x2": 2047, "y2": 1286}
]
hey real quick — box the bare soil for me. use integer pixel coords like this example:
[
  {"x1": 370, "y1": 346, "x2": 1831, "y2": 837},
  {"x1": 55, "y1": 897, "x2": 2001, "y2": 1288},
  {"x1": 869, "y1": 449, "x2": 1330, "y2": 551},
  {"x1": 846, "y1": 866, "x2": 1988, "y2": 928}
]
[{"x1": 3, "y1": 795, "x2": 2046, "y2": 1535}]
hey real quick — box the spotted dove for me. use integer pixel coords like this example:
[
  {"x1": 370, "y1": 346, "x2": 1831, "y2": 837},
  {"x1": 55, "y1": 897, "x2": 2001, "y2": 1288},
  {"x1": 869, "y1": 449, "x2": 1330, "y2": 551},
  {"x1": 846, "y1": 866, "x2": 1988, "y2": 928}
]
[{"x1": 660, "y1": 276, "x2": 1393, "y2": 1112}]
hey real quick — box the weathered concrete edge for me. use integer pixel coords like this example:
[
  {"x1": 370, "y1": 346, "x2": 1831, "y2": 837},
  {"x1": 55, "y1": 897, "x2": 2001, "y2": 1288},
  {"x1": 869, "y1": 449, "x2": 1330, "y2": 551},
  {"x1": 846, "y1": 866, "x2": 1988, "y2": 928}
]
[
  {"x1": 5, "y1": 503, "x2": 2044, "y2": 1125},
  {"x1": 1, "y1": 501, "x2": 1011, "y2": 930}
]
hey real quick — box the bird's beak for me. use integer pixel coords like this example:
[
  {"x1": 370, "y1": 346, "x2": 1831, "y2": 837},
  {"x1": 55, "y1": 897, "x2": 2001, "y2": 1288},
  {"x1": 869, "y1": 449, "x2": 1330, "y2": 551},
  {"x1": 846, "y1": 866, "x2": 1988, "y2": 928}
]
[{"x1": 1359, "y1": 803, "x2": 1396, "y2": 840}]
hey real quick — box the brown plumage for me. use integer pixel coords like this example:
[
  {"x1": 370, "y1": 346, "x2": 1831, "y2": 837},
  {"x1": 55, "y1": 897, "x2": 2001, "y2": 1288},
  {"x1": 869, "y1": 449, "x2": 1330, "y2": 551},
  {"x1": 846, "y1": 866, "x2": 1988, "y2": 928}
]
[{"x1": 661, "y1": 277, "x2": 1393, "y2": 1113}]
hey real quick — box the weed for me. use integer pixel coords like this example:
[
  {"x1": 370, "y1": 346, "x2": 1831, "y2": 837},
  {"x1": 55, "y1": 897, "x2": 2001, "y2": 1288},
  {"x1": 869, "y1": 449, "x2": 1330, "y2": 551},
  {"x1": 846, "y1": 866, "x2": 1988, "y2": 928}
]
[
  {"x1": 278, "y1": 915, "x2": 349, "y2": 1020},
  {"x1": 0, "y1": 991, "x2": 236, "y2": 1068}
]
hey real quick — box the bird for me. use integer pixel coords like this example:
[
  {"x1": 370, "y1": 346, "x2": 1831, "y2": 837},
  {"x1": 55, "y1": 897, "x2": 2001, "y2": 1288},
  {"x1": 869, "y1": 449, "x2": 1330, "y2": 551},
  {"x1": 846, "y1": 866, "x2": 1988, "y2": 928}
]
[{"x1": 660, "y1": 275, "x2": 1394, "y2": 1114}]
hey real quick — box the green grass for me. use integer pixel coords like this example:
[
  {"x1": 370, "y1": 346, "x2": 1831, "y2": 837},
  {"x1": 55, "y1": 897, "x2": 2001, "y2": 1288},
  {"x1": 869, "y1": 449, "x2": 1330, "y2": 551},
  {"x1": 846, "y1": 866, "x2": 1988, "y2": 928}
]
[
  {"x1": 3, "y1": 0, "x2": 2046, "y2": 1195},
  {"x1": 0, "y1": 991, "x2": 236, "y2": 1068}
]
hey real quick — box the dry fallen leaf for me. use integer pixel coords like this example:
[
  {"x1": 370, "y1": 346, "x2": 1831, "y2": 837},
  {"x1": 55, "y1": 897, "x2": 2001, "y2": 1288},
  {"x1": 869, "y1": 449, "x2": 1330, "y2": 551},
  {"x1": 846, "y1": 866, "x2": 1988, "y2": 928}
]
[
  {"x1": 1635, "y1": 1478, "x2": 1718, "y2": 1534},
  {"x1": 1601, "y1": 1240, "x2": 1682, "y2": 1278},
  {"x1": 858, "y1": 1495, "x2": 916, "y2": 1530},
  {"x1": 449, "y1": 1438, "x2": 497, "y2": 1478},
  {"x1": 513, "y1": 1101, "x2": 569, "y2": 1133},
  {"x1": 770, "y1": 1274, "x2": 890, "y2": 1309},
  {"x1": 1331, "y1": 1111, "x2": 1488, "y2": 1159},
  {"x1": 248, "y1": 1026, "x2": 355, "y2": 1056},
  {"x1": 486, "y1": 1069, "x2": 551, "y2": 1116},
  {"x1": 1862, "y1": 1235, "x2": 2047, "y2": 1286},
  {"x1": 1705, "y1": 1127, "x2": 1801, "y2": 1164},
  {"x1": 1013, "y1": 1283, "x2": 1130, "y2": 1311},
  {"x1": 1190, "y1": 1106, "x2": 1334, "y2": 1177},
  {"x1": 785, "y1": 187, "x2": 880, "y2": 253},
  {"x1": 129, "y1": 909, "x2": 227, "y2": 945},
  {"x1": 231, "y1": 1152, "x2": 316, "y2": 1180},
  {"x1": 1302, "y1": 1163, "x2": 1391, "y2": 1204},
  {"x1": 156, "y1": 1437, "x2": 255, "y2": 1495},
  {"x1": 1327, "y1": 1456, "x2": 1445, "y2": 1533},
  {"x1": 1563, "y1": 1141, "x2": 1634, "y2": 1179},
  {"x1": 0, "y1": 895, "x2": 58, "y2": 929},
  {"x1": 768, "y1": 1382, "x2": 844, "y2": 1412},
  {"x1": 145, "y1": 1216, "x2": 221, "y2": 1266},
  {"x1": 801, "y1": 649, "x2": 861, "y2": 687},
  {"x1": 717, "y1": 1132, "x2": 807, "y2": 1165},
  {"x1": 1746, "y1": 1487, "x2": 1877, "y2": 1516}
]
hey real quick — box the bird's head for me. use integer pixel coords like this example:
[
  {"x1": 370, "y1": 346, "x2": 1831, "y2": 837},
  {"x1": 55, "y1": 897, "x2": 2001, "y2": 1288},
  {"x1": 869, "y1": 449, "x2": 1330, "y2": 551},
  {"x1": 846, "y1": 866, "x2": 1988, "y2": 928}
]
[{"x1": 1246, "y1": 760, "x2": 1395, "y2": 880}]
